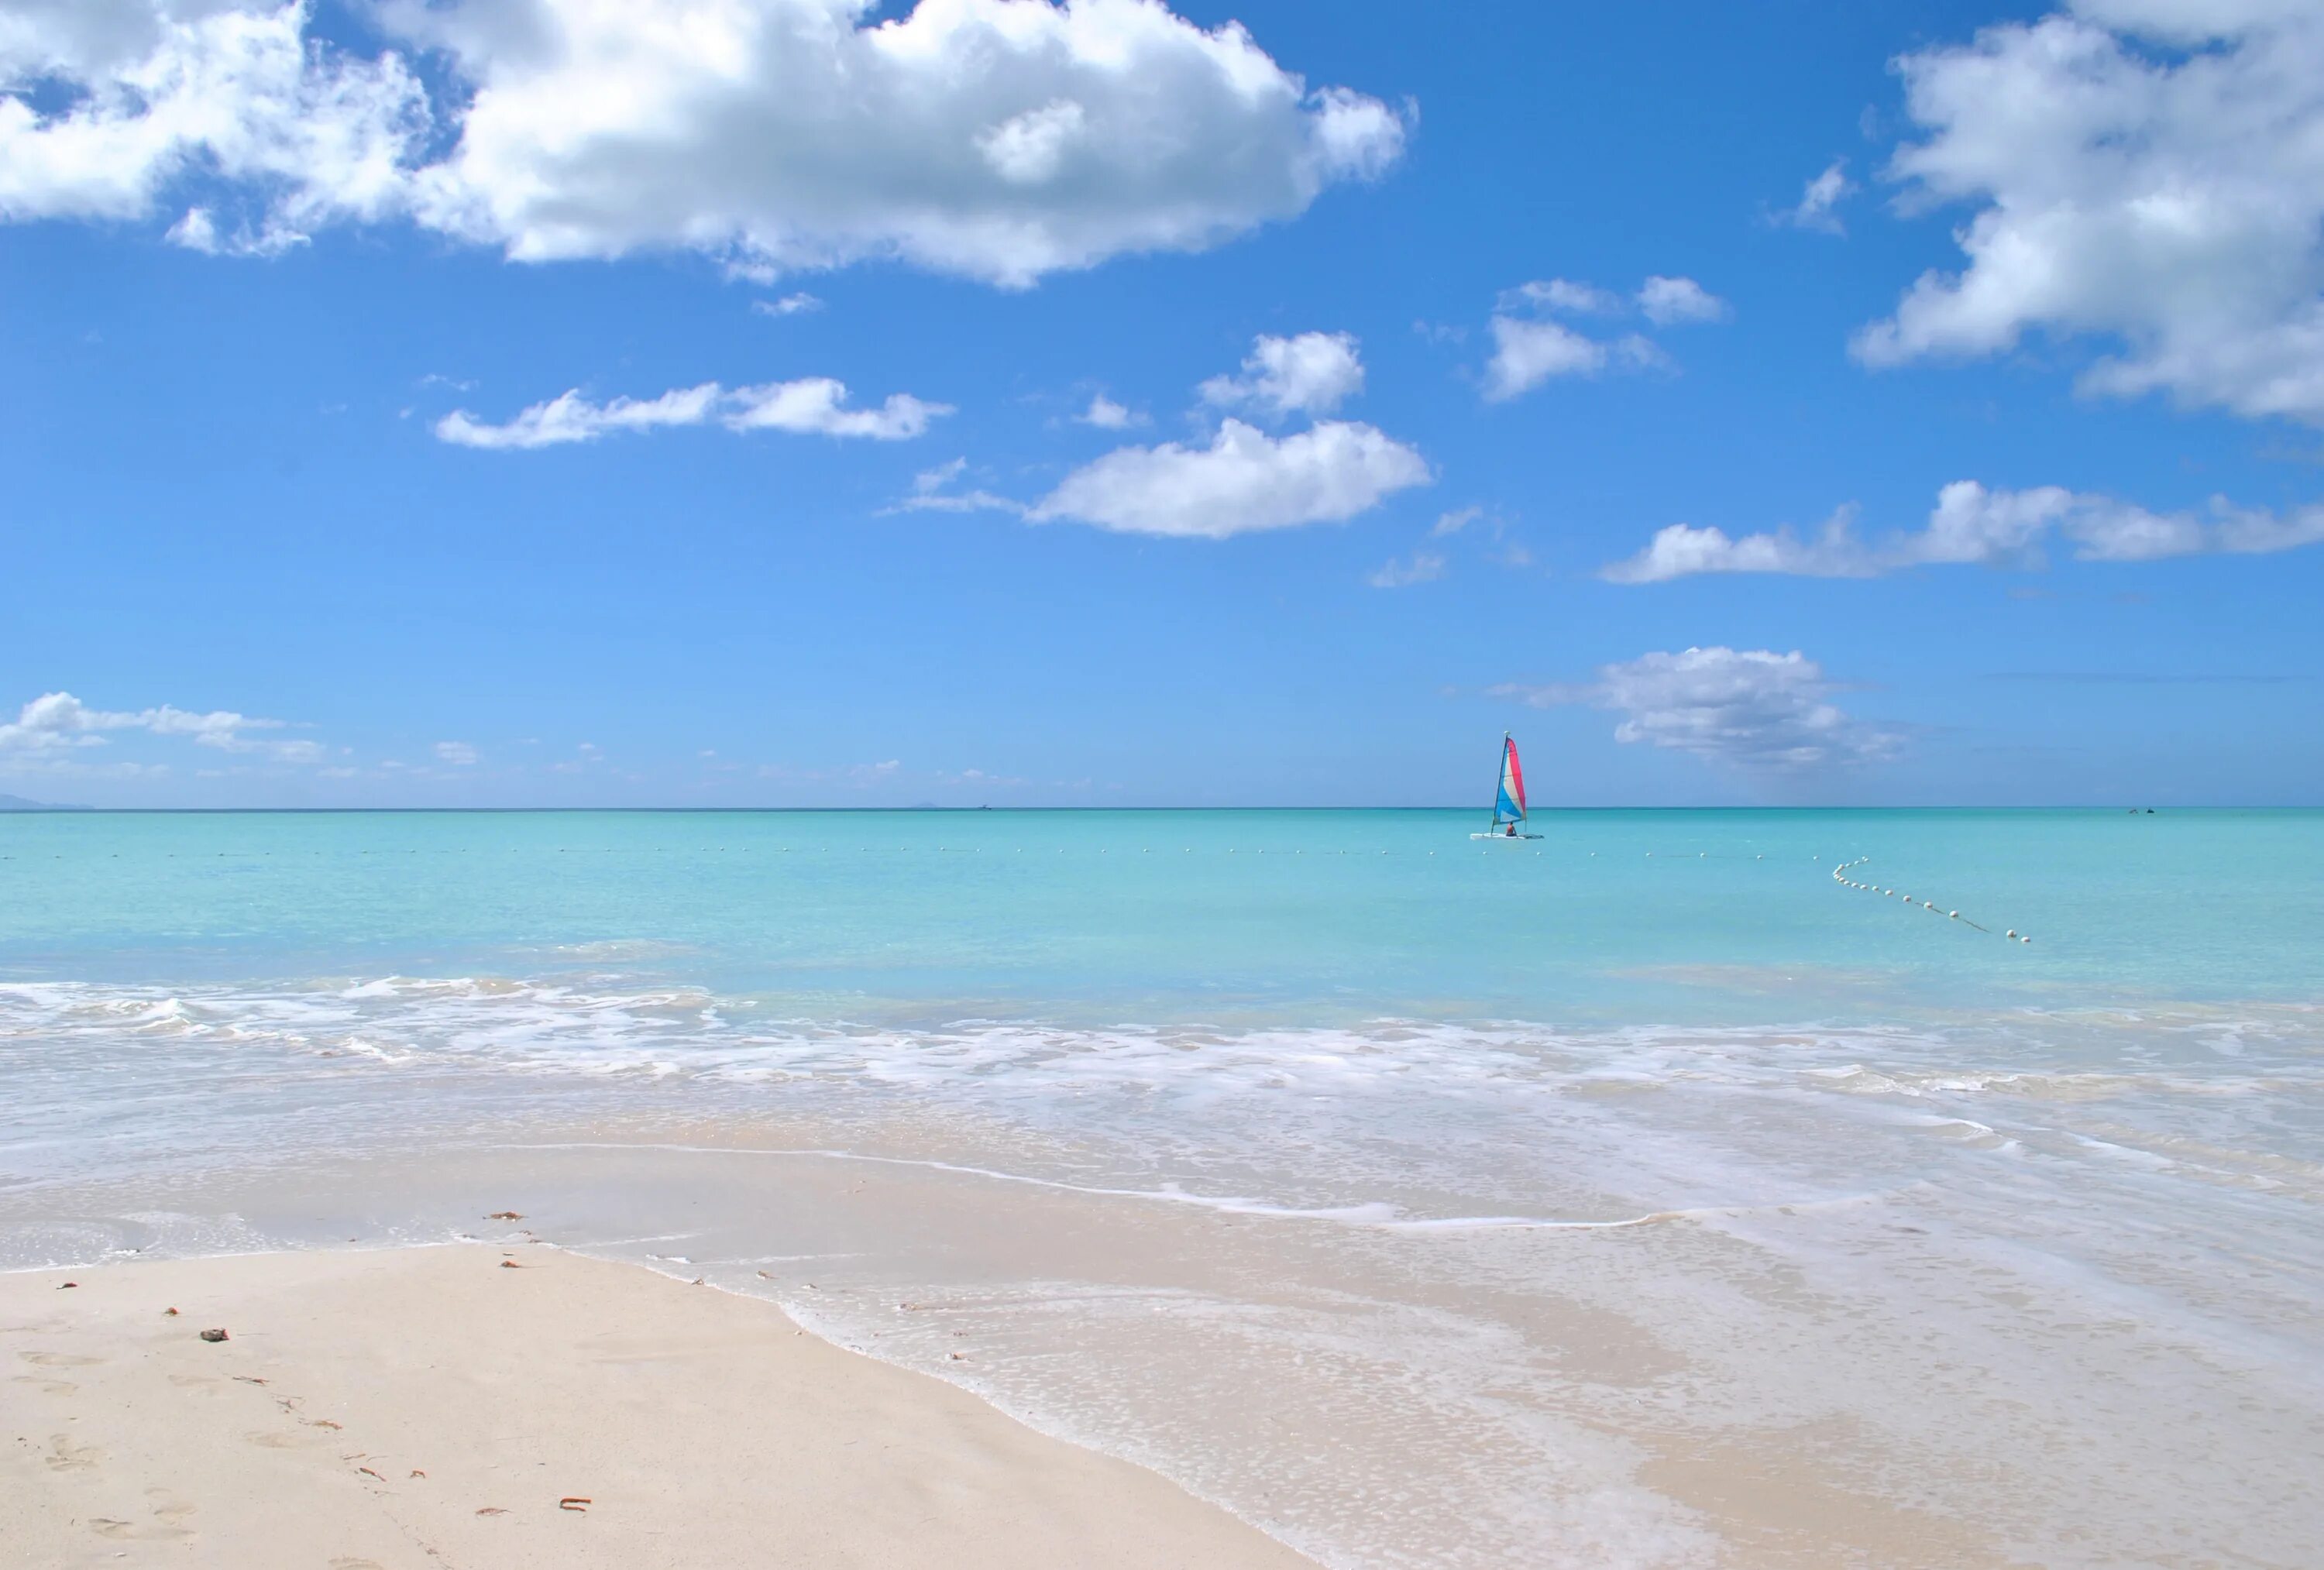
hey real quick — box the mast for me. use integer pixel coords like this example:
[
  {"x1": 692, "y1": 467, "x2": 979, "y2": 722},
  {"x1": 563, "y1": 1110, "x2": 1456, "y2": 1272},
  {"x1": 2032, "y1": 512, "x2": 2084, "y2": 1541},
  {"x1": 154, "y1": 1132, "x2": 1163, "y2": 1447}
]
[{"x1": 1487, "y1": 731, "x2": 1511, "y2": 830}]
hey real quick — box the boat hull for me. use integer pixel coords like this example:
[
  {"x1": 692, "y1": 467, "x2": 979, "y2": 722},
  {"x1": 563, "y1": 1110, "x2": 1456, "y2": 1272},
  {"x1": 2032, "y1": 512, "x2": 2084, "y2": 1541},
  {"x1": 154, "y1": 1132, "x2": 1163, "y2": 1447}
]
[{"x1": 1470, "y1": 832, "x2": 1542, "y2": 841}]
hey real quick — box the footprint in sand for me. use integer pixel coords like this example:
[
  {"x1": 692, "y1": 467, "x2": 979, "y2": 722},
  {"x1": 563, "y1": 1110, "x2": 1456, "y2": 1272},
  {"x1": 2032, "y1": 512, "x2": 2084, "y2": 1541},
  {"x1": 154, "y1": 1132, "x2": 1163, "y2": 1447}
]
[
  {"x1": 91, "y1": 1517, "x2": 194, "y2": 1543},
  {"x1": 244, "y1": 1429, "x2": 319, "y2": 1449},
  {"x1": 330, "y1": 1559, "x2": 387, "y2": 1569},
  {"x1": 44, "y1": 1434, "x2": 101, "y2": 1472},
  {"x1": 167, "y1": 1372, "x2": 221, "y2": 1390},
  {"x1": 11, "y1": 1374, "x2": 77, "y2": 1397},
  {"x1": 89, "y1": 1489, "x2": 200, "y2": 1541},
  {"x1": 20, "y1": 1351, "x2": 102, "y2": 1368}
]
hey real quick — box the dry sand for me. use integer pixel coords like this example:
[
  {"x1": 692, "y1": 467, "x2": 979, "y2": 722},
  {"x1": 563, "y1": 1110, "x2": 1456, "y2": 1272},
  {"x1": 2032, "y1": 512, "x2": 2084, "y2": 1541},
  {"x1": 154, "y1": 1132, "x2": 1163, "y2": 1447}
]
[{"x1": 2, "y1": 1244, "x2": 1314, "y2": 1569}]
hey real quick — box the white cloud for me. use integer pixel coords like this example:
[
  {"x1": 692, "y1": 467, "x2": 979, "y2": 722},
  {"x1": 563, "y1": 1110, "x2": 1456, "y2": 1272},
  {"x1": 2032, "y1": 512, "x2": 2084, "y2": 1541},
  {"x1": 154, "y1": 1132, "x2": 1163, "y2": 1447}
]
[
  {"x1": 1023, "y1": 331, "x2": 1423, "y2": 537},
  {"x1": 1032, "y1": 417, "x2": 1428, "y2": 538},
  {"x1": 1855, "y1": 2, "x2": 2324, "y2": 423},
  {"x1": 0, "y1": 1, "x2": 1406, "y2": 287},
  {"x1": 1075, "y1": 393, "x2": 1142, "y2": 430},
  {"x1": 1481, "y1": 276, "x2": 1714, "y2": 400},
  {"x1": 435, "y1": 384, "x2": 723, "y2": 450},
  {"x1": 1779, "y1": 159, "x2": 1854, "y2": 234},
  {"x1": 1606, "y1": 520, "x2": 1858, "y2": 585},
  {"x1": 1603, "y1": 480, "x2": 2324, "y2": 582},
  {"x1": 0, "y1": 689, "x2": 315, "y2": 763},
  {"x1": 1483, "y1": 317, "x2": 1606, "y2": 399},
  {"x1": 1367, "y1": 550, "x2": 1445, "y2": 588},
  {"x1": 1484, "y1": 318, "x2": 1665, "y2": 400},
  {"x1": 435, "y1": 377, "x2": 945, "y2": 449},
  {"x1": 1198, "y1": 331, "x2": 1365, "y2": 417},
  {"x1": 1432, "y1": 505, "x2": 1482, "y2": 536},
  {"x1": 1636, "y1": 275, "x2": 1731, "y2": 326},
  {"x1": 166, "y1": 201, "x2": 308, "y2": 257},
  {"x1": 889, "y1": 456, "x2": 1023, "y2": 514},
  {"x1": 1501, "y1": 278, "x2": 1622, "y2": 315},
  {"x1": 0, "y1": 2, "x2": 426, "y2": 242},
  {"x1": 1496, "y1": 648, "x2": 1898, "y2": 771},
  {"x1": 726, "y1": 377, "x2": 947, "y2": 438},
  {"x1": 434, "y1": 740, "x2": 479, "y2": 765},
  {"x1": 751, "y1": 292, "x2": 823, "y2": 317}
]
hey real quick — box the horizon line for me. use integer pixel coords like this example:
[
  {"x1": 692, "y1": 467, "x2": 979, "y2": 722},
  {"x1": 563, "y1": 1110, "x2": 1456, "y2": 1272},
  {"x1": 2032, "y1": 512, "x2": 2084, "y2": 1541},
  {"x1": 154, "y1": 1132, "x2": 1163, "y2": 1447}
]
[{"x1": 2, "y1": 804, "x2": 2305, "y2": 816}]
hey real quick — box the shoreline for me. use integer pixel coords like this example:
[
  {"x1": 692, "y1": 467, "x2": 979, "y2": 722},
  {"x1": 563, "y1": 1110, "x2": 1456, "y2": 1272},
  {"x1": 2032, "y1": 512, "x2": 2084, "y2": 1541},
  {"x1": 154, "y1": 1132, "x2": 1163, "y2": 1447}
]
[{"x1": 2, "y1": 1242, "x2": 1315, "y2": 1568}]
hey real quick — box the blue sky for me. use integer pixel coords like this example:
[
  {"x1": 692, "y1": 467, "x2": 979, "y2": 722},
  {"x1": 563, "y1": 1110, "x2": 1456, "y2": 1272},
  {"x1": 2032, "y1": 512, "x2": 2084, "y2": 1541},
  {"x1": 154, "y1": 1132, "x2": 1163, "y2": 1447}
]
[{"x1": 3, "y1": 0, "x2": 2319, "y2": 807}]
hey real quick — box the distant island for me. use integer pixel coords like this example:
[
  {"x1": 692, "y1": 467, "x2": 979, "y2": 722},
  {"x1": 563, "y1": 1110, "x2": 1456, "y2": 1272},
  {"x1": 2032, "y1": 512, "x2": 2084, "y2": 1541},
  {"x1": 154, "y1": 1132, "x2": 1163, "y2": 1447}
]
[{"x1": 0, "y1": 792, "x2": 91, "y2": 811}]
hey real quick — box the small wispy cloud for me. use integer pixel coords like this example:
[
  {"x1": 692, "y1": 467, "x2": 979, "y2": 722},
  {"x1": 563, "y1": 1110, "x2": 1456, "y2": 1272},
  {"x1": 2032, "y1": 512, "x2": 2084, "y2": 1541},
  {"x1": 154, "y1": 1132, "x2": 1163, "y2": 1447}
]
[
  {"x1": 1636, "y1": 275, "x2": 1731, "y2": 326},
  {"x1": 888, "y1": 458, "x2": 1026, "y2": 515},
  {"x1": 752, "y1": 292, "x2": 824, "y2": 317},
  {"x1": 436, "y1": 378, "x2": 948, "y2": 449},
  {"x1": 1367, "y1": 551, "x2": 1446, "y2": 589},
  {"x1": 1075, "y1": 393, "x2": 1143, "y2": 430},
  {"x1": 1775, "y1": 158, "x2": 1855, "y2": 235},
  {"x1": 1481, "y1": 275, "x2": 1721, "y2": 400},
  {"x1": 1499, "y1": 278, "x2": 1623, "y2": 315},
  {"x1": 1603, "y1": 482, "x2": 2324, "y2": 583},
  {"x1": 166, "y1": 206, "x2": 306, "y2": 259}
]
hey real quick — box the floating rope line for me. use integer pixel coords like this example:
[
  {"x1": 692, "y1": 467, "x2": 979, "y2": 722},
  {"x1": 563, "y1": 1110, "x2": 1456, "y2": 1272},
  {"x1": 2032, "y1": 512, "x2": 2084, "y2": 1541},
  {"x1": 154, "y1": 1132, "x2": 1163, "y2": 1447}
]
[{"x1": 1829, "y1": 856, "x2": 2031, "y2": 943}]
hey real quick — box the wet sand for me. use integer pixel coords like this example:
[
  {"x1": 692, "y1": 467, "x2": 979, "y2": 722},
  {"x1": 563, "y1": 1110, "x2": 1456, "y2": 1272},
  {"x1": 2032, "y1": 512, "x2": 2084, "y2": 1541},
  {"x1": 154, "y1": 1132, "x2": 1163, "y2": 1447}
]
[{"x1": 0, "y1": 1243, "x2": 1312, "y2": 1568}]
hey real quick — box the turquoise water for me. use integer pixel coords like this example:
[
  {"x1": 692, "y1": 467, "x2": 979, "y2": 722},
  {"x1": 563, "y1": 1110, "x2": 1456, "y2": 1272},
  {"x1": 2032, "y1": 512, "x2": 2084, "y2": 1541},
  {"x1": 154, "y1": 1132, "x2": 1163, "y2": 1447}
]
[
  {"x1": 4, "y1": 807, "x2": 2315, "y2": 1019},
  {"x1": 5, "y1": 809, "x2": 2321, "y2": 1567}
]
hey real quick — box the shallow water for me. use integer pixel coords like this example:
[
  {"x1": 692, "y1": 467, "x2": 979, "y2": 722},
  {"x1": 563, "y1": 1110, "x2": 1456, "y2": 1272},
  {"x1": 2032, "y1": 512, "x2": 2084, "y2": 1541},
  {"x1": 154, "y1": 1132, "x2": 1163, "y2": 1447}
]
[{"x1": 4, "y1": 809, "x2": 2321, "y2": 1566}]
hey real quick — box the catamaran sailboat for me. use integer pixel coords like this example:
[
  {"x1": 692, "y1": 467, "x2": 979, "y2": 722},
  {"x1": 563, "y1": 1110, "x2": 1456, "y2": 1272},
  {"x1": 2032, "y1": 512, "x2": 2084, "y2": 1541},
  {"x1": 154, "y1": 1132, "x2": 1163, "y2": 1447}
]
[{"x1": 1472, "y1": 733, "x2": 1542, "y2": 840}]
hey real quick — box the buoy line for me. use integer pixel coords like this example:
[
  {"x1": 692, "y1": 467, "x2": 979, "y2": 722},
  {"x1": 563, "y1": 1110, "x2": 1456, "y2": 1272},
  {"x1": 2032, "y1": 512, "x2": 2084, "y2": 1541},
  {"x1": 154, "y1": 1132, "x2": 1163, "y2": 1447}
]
[{"x1": 1828, "y1": 856, "x2": 2031, "y2": 943}]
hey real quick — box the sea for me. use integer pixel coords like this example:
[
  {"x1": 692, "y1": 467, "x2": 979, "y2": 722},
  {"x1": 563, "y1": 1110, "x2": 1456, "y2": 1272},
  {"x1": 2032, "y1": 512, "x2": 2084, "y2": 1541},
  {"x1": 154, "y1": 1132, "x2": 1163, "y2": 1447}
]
[{"x1": 3, "y1": 808, "x2": 2319, "y2": 1568}]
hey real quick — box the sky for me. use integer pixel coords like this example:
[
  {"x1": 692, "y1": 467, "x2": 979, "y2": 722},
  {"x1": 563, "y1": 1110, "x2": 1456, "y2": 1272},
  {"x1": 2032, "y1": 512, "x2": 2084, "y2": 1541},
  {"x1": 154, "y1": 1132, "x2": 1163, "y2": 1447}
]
[{"x1": 3, "y1": 0, "x2": 2322, "y2": 809}]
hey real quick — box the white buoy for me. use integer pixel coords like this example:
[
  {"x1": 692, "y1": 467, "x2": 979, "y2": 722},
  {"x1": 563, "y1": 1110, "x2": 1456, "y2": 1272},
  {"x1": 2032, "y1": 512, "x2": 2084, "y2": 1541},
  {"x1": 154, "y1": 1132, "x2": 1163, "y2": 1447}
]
[
  {"x1": 1948, "y1": 911, "x2": 1959, "y2": 919},
  {"x1": 2006, "y1": 929, "x2": 2016, "y2": 939},
  {"x1": 1924, "y1": 902, "x2": 1935, "y2": 909}
]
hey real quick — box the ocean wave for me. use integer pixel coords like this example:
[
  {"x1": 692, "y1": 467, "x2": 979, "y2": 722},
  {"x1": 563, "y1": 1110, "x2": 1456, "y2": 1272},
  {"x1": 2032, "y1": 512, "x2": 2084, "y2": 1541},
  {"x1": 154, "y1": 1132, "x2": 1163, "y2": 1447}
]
[{"x1": 7, "y1": 975, "x2": 2321, "y2": 1104}]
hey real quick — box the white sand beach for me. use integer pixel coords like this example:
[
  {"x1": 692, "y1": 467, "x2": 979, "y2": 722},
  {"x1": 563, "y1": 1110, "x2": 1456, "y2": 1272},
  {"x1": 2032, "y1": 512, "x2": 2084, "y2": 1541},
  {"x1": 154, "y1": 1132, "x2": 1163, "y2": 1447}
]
[{"x1": 2, "y1": 1243, "x2": 1312, "y2": 1569}]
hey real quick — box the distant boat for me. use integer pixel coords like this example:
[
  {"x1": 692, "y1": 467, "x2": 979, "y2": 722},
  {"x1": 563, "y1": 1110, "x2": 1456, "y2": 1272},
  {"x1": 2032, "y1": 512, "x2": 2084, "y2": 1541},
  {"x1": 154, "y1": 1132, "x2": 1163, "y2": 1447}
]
[{"x1": 1471, "y1": 733, "x2": 1542, "y2": 840}]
